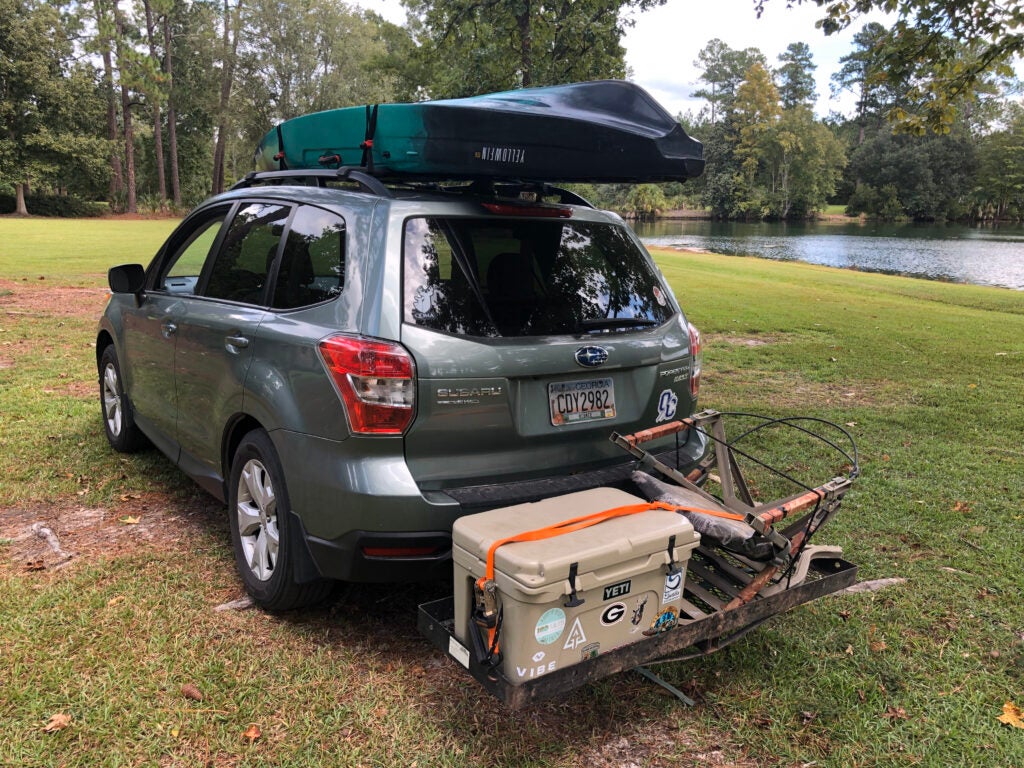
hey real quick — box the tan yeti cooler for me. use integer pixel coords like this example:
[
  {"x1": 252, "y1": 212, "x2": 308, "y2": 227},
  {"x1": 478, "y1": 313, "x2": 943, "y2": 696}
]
[{"x1": 452, "y1": 487, "x2": 700, "y2": 684}]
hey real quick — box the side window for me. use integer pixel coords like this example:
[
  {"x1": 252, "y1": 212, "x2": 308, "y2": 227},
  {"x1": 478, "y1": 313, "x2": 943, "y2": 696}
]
[
  {"x1": 204, "y1": 203, "x2": 290, "y2": 304},
  {"x1": 271, "y1": 206, "x2": 346, "y2": 310},
  {"x1": 158, "y1": 209, "x2": 229, "y2": 295}
]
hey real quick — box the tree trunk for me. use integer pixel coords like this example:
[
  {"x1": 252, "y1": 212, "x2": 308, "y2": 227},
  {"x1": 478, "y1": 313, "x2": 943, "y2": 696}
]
[
  {"x1": 515, "y1": 2, "x2": 532, "y2": 88},
  {"x1": 14, "y1": 182, "x2": 28, "y2": 216},
  {"x1": 143, "y1": 0, "x2": 167, "y2": 206},
  {"x1": 163, "y1": 14, "x2": 181, "y2": 207},
  {"x1": 94, "y1": 0, "x2": 124, "y2": 203},
  {"x1": 212, "y1": 0, "x2": 241, "y2": 195},
  {"x1": 114, "y1": 0, "x2": 137, "y2": 213}
]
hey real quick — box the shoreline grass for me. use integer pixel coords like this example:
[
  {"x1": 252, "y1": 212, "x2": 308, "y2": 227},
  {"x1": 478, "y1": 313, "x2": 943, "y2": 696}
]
[{"x1": 1, "y1": 221, "x2": 1022, "y2": 766}]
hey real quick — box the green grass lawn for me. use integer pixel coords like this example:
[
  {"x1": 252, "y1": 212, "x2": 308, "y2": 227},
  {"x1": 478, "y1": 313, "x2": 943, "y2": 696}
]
[
  {"x1": 822, "y1": 204, "x2": 850, "y2": 216},
  {"x1": 1, "y1": 220, "x2": 1022, "y2": 766},
  {"x1": 0, "y1": 217, "x2": 180, "y2": 283}
]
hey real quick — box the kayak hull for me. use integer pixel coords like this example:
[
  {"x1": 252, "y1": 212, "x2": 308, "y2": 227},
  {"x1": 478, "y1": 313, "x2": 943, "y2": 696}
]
[{"x1": 254, "y1": 81, "x2": 703, "y2": 183}]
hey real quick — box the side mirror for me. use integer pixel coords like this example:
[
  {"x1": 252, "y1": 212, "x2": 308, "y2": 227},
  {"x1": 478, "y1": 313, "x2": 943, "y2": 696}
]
[{"x1": 108, "y1": 264, "x2": 146, "y2": 305}]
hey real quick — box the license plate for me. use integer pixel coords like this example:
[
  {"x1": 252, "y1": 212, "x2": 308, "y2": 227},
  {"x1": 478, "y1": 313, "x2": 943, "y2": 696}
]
[{"x1": 549, "y1": 378, "x2": 616, "y2": 426}]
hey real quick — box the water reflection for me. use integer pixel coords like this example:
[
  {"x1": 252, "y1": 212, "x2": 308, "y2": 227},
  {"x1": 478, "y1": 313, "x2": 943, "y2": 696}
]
[{"x1": 632, "y1": 219, "x2": 1024, "y2": 291}]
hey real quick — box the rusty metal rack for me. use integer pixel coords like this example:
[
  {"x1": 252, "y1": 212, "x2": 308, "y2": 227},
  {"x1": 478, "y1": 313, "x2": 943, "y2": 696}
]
[
  {"x1": 418, "y1": 552, "x2": 855, "y2": 709},
  {"x1": 418, "y1": 410, "x2": 859, "y2": 708}
]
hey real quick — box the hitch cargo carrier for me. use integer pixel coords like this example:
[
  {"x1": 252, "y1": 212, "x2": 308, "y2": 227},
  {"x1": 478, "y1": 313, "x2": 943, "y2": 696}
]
[{"x1": 418, "y1": 410, "x2": 859, "y2": 708}]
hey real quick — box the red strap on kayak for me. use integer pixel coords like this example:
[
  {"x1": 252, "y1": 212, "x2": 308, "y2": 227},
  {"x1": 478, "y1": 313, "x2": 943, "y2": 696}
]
[
  {"x1": 361, "y1": 105, "x2": 378, "y2": 172},
  {"x1": 275, "y1": 124, "x2": 288, "y2": 170}
]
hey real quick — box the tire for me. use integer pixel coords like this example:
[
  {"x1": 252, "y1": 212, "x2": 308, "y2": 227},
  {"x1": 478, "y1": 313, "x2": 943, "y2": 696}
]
[
  {"x1": 228, "y1": 429, "x2": 334, "y2": 611},
  {"x1": 99, "y1": 345, "x2": 148, "y2": 453}
]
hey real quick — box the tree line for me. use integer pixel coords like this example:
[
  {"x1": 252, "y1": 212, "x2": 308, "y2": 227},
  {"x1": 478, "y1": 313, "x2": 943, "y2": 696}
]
[
  {"x1": 580, "y1": 31, "x2": 1024, "y2": 222},
  {"x1": 2, "y1": 0, "x2": 1022, "y2": 220}
]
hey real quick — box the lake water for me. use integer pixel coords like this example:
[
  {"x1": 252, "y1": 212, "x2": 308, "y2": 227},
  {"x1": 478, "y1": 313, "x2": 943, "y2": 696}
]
[{"x1": 632, "y1": 219, "x2": 1024, "y2": 291}]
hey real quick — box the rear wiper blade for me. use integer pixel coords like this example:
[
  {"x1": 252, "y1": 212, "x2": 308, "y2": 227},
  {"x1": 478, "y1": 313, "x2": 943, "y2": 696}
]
[{"x1": 580, "y1": 317, "x2": 658, "y2": 332}]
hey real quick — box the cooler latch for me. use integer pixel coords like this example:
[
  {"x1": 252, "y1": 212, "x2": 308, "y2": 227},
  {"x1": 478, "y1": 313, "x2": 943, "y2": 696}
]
[
  {"x1": 665, "y1": 534, "x2": 682, "y2": 577},
  {"x1": 564, "y1": 562, "x2": 585, "y2": 608}
]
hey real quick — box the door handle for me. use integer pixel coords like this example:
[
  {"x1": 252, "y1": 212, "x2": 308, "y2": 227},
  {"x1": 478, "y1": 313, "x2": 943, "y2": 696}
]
[
  {"x1": 225, "y1": 334, "x2": 250, "y2": 350},
  {"x1": 161, "y1": 321, "x2": 177, "y2": 338}
]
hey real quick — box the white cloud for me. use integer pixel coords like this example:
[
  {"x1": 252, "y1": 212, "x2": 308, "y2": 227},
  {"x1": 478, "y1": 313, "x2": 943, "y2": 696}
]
[{"x1": 622, "y1": 0, "x2": 892, "y2": 119}]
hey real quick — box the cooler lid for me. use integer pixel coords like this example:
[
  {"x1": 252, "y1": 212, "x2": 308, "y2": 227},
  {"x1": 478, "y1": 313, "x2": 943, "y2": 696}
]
[{"x1": 452, "y1": 487, "x2": 698, "y2": 589}]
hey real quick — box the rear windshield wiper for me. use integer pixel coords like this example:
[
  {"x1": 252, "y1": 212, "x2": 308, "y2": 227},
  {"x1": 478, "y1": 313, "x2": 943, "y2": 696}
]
[{"x1": 580, "y1": 317, "x2": 659, "y2": 332}]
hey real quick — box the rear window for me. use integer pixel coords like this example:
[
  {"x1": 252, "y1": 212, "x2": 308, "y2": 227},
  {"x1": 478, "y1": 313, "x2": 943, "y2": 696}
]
[{"x1": 403, "y1": 217, "x2": 674, "y2": 337}]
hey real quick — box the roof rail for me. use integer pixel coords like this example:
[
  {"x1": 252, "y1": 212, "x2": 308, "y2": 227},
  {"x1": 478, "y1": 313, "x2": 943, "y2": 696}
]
[
  {"x1": 229, "y1": 169, "x2": 594, "y2": 208},
  {"x1": 459, "y1": 180, "x2": 594, "y2": 208},
  {"x1": 547, "y1": 185, "x2": 594, "y2": 208},
  {"x1": 230, "y1": 167, "x2": 392, "y2": 197}
]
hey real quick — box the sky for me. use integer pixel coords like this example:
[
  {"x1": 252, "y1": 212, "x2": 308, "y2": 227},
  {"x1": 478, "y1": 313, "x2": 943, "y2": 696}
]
[{"x1": 361, "y1": 0, "x2": 889, "y2": 119}]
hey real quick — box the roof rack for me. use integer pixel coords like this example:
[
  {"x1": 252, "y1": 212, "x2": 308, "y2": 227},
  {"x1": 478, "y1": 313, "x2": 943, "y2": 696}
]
[
  {"x1": 229, "y1": 167, "x2": 595, "y2": 209},
  {"x1": 230, "y1": 167, "x2": 391, "y2": 197}
]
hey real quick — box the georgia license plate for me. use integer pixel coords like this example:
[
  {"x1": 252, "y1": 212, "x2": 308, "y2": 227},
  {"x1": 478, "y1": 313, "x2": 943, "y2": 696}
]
[{"x1": 549, "y1": 378, "x2": 616, "y2": 426}]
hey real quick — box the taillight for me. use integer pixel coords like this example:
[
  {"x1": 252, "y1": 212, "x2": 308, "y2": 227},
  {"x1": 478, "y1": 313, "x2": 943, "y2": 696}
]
[
  {"x1": 318, "y1": 334, "x2": 415, "y2": 435},
  {"x1": 687, "y1": 321, "x2": 702, "y2": 399}
]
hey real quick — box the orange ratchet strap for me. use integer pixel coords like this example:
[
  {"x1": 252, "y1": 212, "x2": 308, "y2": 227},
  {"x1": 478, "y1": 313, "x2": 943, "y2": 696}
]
[{"x1": 475, "y1": 500, "x2": 749, "y2": 593}]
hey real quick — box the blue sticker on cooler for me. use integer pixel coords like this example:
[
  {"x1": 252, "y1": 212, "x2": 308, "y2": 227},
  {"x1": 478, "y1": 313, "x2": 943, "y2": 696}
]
[{"x1": 534, "y1": 608, "x2": 566, "y2": 645}]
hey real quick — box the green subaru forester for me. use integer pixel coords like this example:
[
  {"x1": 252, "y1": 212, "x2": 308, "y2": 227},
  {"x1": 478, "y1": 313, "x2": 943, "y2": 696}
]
[{"x1": 97, "y1": 175, "x2": 705, "y2": 610}]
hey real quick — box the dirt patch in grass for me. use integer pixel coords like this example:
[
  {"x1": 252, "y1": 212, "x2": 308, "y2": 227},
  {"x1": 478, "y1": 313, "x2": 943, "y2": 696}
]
[
  {"x1": 575, "y1": 718, "x2": 757, "y2": 768},
  {"x1": 0, "y1": 278, "x2": 109, "y2": 320},
  {"x1": 43, "y1": 377, "x2": 96, "y2": 398},
  {"x1": 707, "y1": 333, "x2": 787, "y2": 347},
  {"x1": 704, "y1": 368, "x2": 893, "y2": 409},
  {"x1": 0, "y1": 491, "x2": 223, "y2": 573}
]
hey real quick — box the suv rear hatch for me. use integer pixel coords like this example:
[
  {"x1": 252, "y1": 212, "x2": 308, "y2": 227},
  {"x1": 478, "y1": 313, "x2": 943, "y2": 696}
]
[{"x1": 400, "y1": 210, "x2": 700, "y2": 490}]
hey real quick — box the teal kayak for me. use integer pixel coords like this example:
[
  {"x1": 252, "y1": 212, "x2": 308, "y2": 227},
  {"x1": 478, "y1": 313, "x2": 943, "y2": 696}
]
[{"x1": 253, "y1": 80, "x2": 703, "y2": 183}]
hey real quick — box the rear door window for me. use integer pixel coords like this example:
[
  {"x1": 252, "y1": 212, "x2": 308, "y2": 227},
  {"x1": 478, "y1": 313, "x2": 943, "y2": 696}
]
[
  {"x1": 203, "y1": 203, "x2": 290, "y2": 305},
  {"x1": 271, "y1": 205, "x2": 346, "y2": 309},
  {"x1": 404, "y1": 217, "x2": 673, "y2": 337}
]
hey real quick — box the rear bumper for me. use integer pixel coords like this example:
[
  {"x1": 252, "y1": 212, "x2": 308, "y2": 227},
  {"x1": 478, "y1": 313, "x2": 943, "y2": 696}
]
[{"x1": 283, "y1": 429, "x2": 708, "y2": 583}]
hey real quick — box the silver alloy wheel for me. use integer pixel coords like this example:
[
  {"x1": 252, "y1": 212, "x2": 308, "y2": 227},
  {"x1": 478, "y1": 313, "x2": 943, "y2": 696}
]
[
  {"x1": 236, "y1": 459, "x2": 279, "y2": 582},
  {"x1": 102, "y1": 362, "x2": 123, "y2": 437}
]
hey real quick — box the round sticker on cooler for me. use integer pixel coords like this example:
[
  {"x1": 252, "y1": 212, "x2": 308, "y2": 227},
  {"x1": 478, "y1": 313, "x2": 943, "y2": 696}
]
[
  {"x1": 534, "y1": 608, "x2": 567, "y2": 645},
  {"x1": 653, "y1": 285, "x2": 666, "y2": 306}
]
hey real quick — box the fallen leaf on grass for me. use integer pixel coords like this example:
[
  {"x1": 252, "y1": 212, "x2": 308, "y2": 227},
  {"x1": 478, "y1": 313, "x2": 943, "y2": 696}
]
[
  {"x1": 42, "y1": 713, "x2": 71, "y2": 732},
  {"x1": 107, "y1": 595, "x2": 124, "y2": 607},
  {"x1": 180, "y1": 683, "x2": 203, "y2": 702},
  {"x1": 170, "y1": 726, "x2": 181, "y2": 738},
  {"x1": 24, "y1": 559, "x2": 45, "y2": 572},
  {"x1": 242, "y1": 724, "x2": 261, "y2": 744},
  {"x1": 120, "y1": 516, "x2": 140, "y2": 525},
  {"x1": 998, "y1": 701, "x2": 1024, "y2": 729},
  {"x1": 838, "y1": 610, "x2": 851, "y2": 622},
  {"x1": 870, "y1": 640, "x2": 887, "y2": 653},
  {"x1": 953, "y1": 501, "x2": 972, "y2": 513},
  {"x1": 800, "y1": 711, "x2": 817, "y2": 725},
  {"x1": 882, "y1": 706, "x2": 908, "y2": 721}
]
